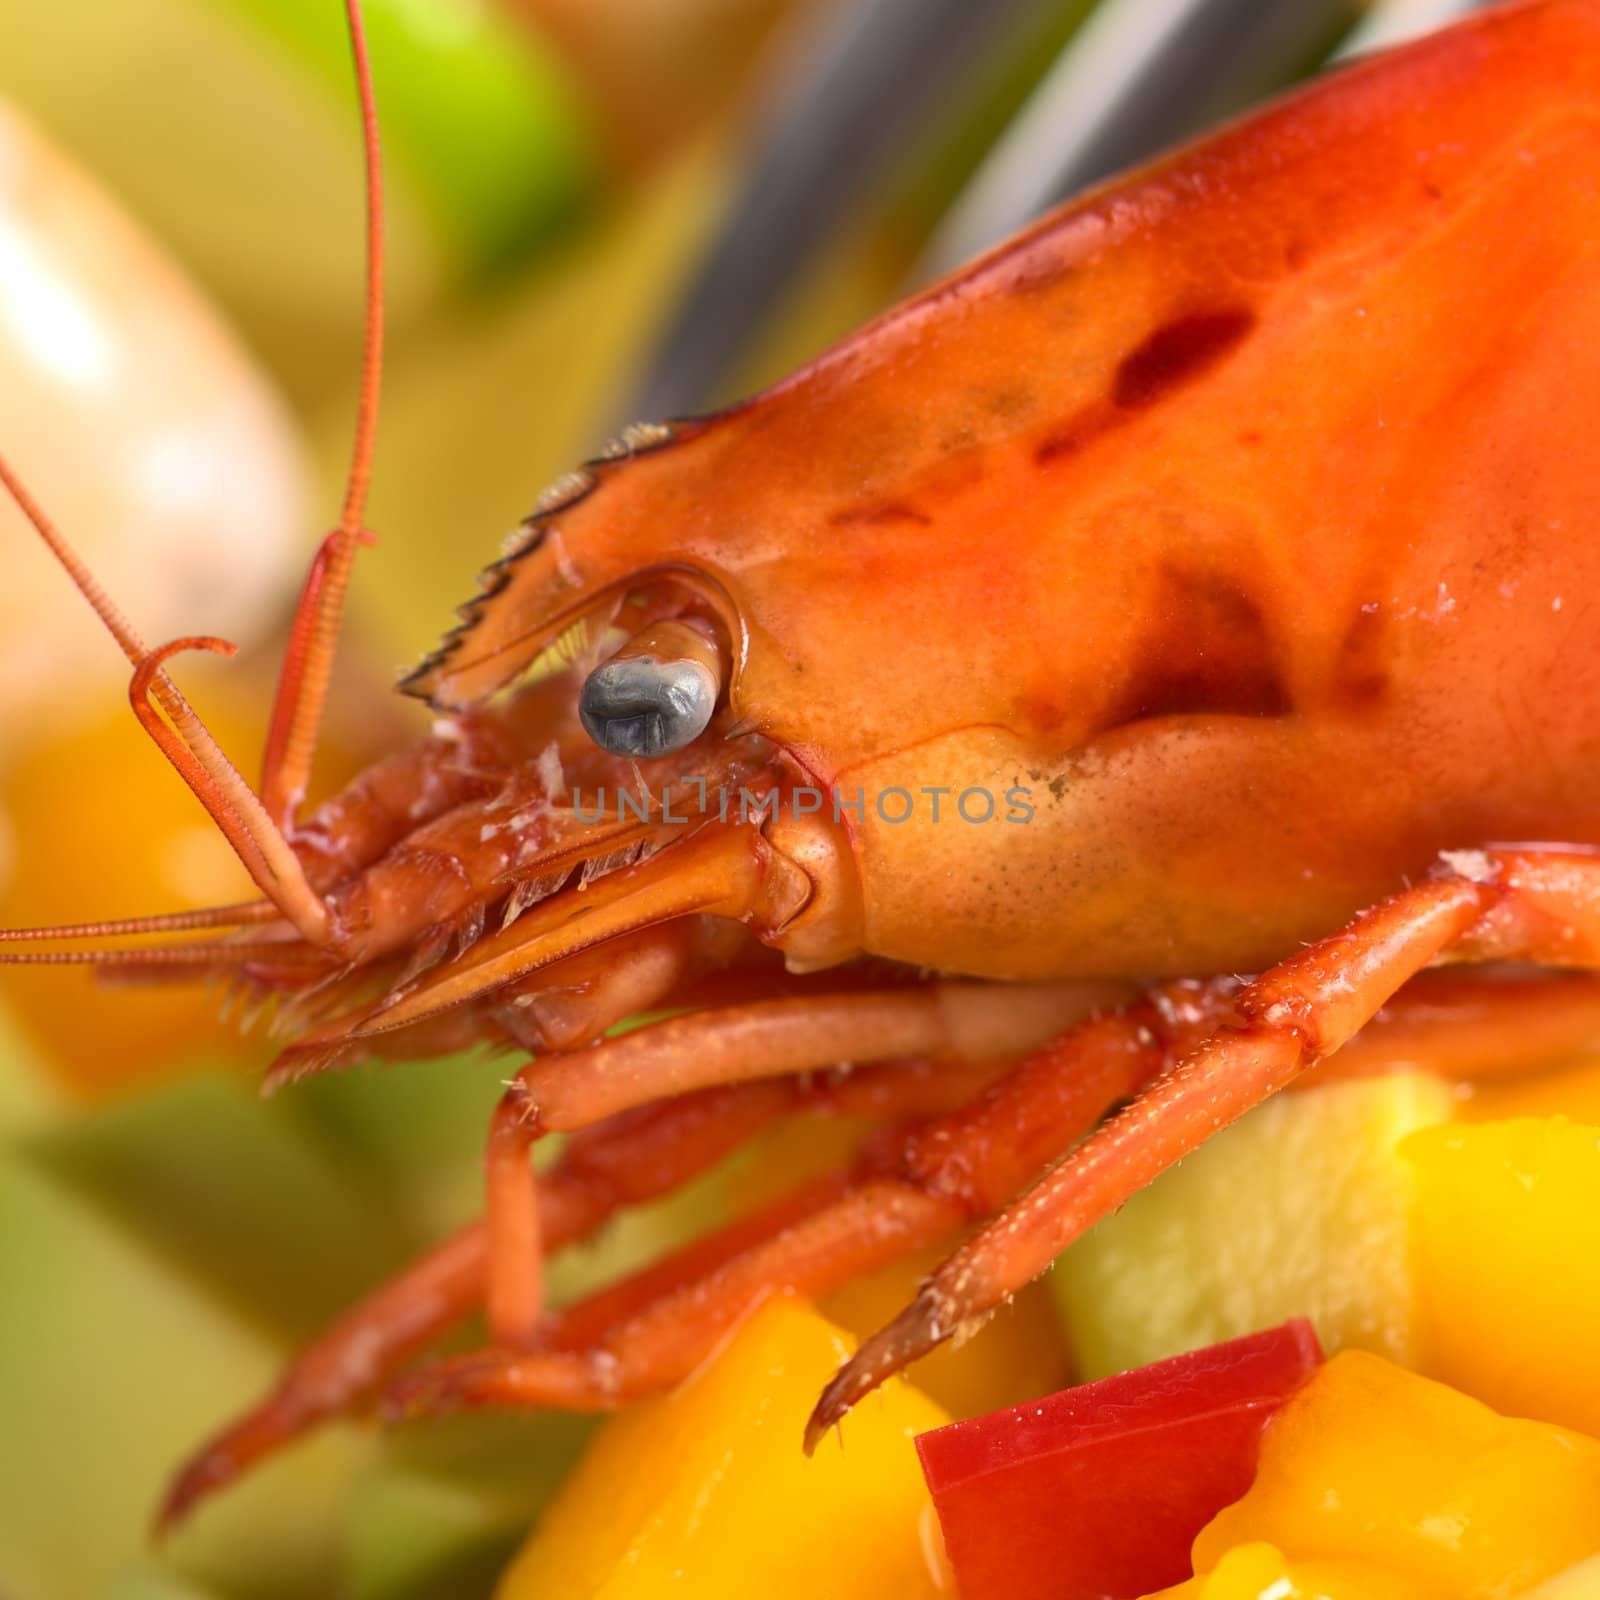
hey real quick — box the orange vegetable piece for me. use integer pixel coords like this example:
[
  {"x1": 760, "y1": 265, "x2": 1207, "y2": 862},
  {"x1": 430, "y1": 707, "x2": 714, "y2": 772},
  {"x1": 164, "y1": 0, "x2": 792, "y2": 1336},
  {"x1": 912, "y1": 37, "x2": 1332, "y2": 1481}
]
[
  {"x1": 494, "y1": 1293, "x2": 953, "y2": 1598},
  {"x1": 0, "y1": 703, "x2": 260, "y2": 1095},
  {"x1": 1148, "y1": 1541, "x2": 1438, "y2": 1600},
  {"x1": 1464, "y1": 1057, "x2": 1600, "y2": 1125},
  {"x1": 1404, "y1": 1116, "x2": 1600, "y2": 1436},
  {"x1": 1522, "y1": 1555, "x2": 1600, "y2": 1598},
  {"x1": 1191, "y1": 1351, "x2": 1600, "y2": 1597}
]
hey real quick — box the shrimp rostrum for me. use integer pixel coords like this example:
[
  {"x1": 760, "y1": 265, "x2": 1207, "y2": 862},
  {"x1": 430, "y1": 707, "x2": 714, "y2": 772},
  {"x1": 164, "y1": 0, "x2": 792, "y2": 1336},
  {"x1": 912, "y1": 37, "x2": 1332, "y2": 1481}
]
[{"x1": 6, "y1": 0, "x2": 1600, "y2": 1527}]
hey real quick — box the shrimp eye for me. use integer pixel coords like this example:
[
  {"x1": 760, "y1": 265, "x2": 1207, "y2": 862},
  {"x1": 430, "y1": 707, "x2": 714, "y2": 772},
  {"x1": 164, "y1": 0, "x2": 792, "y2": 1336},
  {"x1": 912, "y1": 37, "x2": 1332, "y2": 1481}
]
[{"x1": 578, "y1": 619, "x2": 724, "y2": 758}]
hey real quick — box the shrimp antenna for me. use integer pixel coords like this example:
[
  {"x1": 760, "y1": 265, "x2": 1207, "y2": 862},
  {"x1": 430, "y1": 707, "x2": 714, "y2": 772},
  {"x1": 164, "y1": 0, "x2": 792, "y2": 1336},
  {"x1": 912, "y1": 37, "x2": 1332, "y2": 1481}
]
[
  {"x1": 0, "y1": 461, "x2": 330, "y2": 943},
  {"x1": 0, "y1": 0, "x2": 395, "y2": 948},
  {"x1": 0, "y1": 901, "x2": 279, "y2": 942},
  {"x1": 259, "y1": 0, "x2": 386, "y2": 825}
]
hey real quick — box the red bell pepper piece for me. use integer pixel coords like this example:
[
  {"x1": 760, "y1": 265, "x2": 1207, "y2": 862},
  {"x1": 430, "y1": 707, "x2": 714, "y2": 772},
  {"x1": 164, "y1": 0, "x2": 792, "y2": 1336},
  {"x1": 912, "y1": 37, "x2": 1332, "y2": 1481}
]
[{"x1": 916, "y1": 1319, "x2": 1324, "y2": 1600}]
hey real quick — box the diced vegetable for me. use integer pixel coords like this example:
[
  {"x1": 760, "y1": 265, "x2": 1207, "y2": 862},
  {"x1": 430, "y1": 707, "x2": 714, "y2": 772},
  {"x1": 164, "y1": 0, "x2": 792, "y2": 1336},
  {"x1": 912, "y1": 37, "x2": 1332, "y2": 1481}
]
[
  {"x1": 1147, "y1": 1540, "x2": 1436, "y2": 1599},
  {"x1": 1521, "y1": 1554, "x2": 1600, "y2": 1599},
  {"x1": 1405, "y1": 1116, "x2": 1600, "y2": 1435},
  {"x1": 0, "y1": 705, "x2": 261, "y2": 1091},
  {"x1": 916, "y1": 1320, "x2": 1324, "y2": 1600},
  {"x1": 1464, "y1": 1056, "x2": 1600, "y2": 1125},
  {"x1": 1192, "y1": 1351, "x2": 1600, "y2": 1597},
  {"x1": 1052, "y1": 1074, "x2": 1455, "y2": 1377},
  {"x1": 495, "y1": 1294, "x2": 953, "y2": 1598}
]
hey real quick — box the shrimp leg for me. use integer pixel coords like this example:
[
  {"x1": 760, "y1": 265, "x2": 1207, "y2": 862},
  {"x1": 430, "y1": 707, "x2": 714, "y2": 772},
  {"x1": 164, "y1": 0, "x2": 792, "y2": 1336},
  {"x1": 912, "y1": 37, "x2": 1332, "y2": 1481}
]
[{"x1": 808, "y1": 847, "x2": 1600, "y2": 1443}]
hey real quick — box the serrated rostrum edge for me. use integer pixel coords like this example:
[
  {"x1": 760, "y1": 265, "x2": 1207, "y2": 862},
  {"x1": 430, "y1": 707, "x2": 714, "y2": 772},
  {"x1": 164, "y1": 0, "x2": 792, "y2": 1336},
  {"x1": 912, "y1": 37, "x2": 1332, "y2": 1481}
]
[{"x1": 397, "y1": 420, "x2": 683, "y2": 708}]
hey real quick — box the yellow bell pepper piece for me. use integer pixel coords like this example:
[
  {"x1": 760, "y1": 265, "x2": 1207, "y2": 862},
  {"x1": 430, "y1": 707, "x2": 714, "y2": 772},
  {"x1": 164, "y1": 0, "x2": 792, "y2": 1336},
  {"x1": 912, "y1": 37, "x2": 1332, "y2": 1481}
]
[
  {"x1": 1404, "y1": 1117, "x2": 1600, "y2": 1435},
  {"x1": 1464, "y1": 1058, "x2": 1600, "y2": 1126},
  {"x1": 1146, "y1": 1540, "x2": 1441, "y2": 1599},
  {"x1": 1193, "y1": 1351, "x2": 1600, "y2": 1597},
  {"x1": 495, "y1": 1293, "x2": 954, "y2": 1598},
  {"x1": 1521, "y1": 1555, "x2": 1600, "y2": 1599}
]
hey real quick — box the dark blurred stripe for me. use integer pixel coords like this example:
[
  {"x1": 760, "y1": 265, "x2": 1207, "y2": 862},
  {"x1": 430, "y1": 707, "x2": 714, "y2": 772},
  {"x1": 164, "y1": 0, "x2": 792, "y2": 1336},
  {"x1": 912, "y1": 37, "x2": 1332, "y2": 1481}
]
[
  {"x1": 914, "y1": 0, "x2": 1359, "y2": 282},
  {"x1": 616, "y1": 0, "x2": 1053, "y2": 423},
  {"x1": 621, "y1": 0, "x2": 1496, "y2": 425}
]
